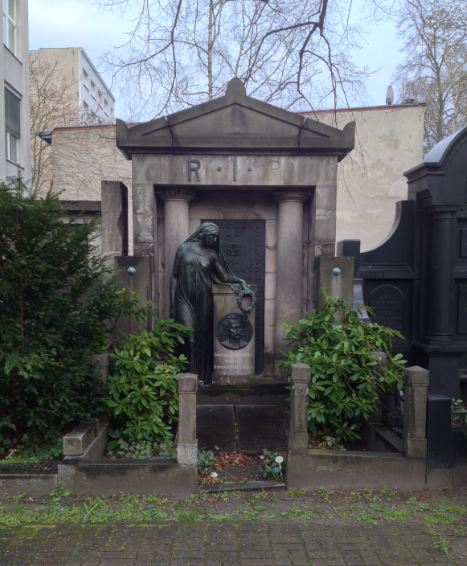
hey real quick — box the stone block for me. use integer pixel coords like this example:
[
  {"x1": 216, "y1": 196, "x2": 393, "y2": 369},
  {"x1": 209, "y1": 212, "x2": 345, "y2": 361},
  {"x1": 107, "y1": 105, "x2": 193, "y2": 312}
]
[
  {"x1": 63, "y1": 418, "x2": 100, "y2": 457},
  {"x1": 236, "y1": 405, "x2": 289, "y2": 452},
  {"x1": 315, "y1": 256, "x2": 354, "y2": 309},
  {"x1": 63, "y1": 419, "x2": 108, "y2": 460},
  {"x1": 197, "y1": 405, "x2": 235, "y2": 451},
  {"x1": 177, "y1": 442, "x2": 198, "y2": 466}
]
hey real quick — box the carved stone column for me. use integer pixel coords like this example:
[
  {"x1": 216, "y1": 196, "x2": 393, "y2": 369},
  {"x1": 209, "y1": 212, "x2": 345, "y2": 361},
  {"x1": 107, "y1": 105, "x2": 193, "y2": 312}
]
[
  {"x1": 132, "y1": 182, "x2": 156, "y2": 256},
  {"x1": 274, "y1": 191, "x2": 307, "y2": 357},
  {"x1": 176, "y1": 372, "x2": 198, "y2": 466},
  {"x1": 403, "y1": 366, "x2": 429, "y2": 459},
  {"x1": 427, "y1": 207, "x2": 456, "y2": 341},
  {"x1": 426, "y1": 206, "x2": 458, "y2": 396},
  {"x1": 288, "y1": 363, "x2": 312, "y2": 454},
  {"x1": 158, "y1": 189, "x2": 195, "y2": 317}
]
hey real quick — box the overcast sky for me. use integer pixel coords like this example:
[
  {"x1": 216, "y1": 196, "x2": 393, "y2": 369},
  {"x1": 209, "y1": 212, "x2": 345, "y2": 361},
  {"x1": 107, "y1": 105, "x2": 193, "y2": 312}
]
[{"x1": 28, "y1": 0, "x2": 404, "y2": 119}]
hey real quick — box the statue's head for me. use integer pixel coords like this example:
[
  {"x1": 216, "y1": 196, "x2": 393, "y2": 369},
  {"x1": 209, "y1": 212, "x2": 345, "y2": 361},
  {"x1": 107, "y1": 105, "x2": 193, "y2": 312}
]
[{"x1": 187, "y1": 222, "x2": 220, "y2": 249}]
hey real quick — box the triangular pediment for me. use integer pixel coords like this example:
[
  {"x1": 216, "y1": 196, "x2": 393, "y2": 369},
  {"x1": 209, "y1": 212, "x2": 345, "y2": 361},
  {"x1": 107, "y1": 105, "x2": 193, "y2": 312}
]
[{"x1": 117, "y1": 78, "x2": 354, "y2": 159}]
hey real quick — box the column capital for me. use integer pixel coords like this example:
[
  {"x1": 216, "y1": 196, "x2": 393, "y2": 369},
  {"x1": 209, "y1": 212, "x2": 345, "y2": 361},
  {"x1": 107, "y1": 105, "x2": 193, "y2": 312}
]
[
  {"x1": 157, "y1": 188, "x2": 195, "y2": 202},
  {"x1": 274, "y1": 191, "x2": 309, "y2": 203}
]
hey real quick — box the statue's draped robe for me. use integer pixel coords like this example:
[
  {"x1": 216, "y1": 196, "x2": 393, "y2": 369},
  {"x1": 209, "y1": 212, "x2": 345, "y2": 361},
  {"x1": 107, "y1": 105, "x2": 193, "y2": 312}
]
[{"x1": 172, "y1": 242, "x2": 214, "y2": 382}]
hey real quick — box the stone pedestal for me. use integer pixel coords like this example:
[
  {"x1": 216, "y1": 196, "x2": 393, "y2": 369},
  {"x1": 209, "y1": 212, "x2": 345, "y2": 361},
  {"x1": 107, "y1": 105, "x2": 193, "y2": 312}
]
[
  {"x1": 288, "y1": 363, "x2": 312, "y2": 454},
  {"x1": 212, "y1": 284, "x2": 255, "y2": 384},
  {"x1": 403, "y1": 366, "x2": 429, "y2": 459},
  {"x1": 176, "y1": 373, "x2": 198, "y2": 466}
]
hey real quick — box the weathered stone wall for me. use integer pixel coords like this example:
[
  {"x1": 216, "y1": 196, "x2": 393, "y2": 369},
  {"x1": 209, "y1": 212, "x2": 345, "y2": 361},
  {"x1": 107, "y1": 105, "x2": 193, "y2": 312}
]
[
  {"x1": 51, "y1": 125, "x2": 132, "y2": 201},
  {"x1": 302, "y1": 104, "x2": 425, "y2": 251}
]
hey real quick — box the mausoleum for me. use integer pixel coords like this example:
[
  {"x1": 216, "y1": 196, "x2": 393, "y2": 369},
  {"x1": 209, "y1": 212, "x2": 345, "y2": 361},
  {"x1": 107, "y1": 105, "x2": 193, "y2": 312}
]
[{"x1": 116, "y1": 78, "x2": 355, "y2": 379}]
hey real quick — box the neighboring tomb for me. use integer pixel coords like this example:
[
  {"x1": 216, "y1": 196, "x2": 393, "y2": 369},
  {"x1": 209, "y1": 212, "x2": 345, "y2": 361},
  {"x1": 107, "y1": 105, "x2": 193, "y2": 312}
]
[{"x1": 342, "y1": 125, "x2": 467, "y2": 397}]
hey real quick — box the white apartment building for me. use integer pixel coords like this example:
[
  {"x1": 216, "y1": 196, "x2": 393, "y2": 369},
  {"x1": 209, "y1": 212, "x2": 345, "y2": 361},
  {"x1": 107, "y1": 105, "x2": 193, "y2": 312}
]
[
  {"x1": 30, "y1": 47, "x2": 115, "y2": 126},
  {"x1": 1, "y1": 0, "x2": 30, "y2": 184}
]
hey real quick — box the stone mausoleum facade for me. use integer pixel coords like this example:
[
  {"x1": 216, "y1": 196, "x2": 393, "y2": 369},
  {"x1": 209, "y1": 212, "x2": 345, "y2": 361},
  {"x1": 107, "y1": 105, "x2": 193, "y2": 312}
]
[{"x1": 116, "y1": 79, "x2": 355, "y2": 377}]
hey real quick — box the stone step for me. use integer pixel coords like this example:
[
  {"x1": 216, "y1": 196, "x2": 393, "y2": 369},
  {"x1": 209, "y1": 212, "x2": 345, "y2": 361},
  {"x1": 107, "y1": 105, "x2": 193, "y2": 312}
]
[
  {"x1": 197, "y1": 380, "x2": 289, "y2": 406},
  {"x1": 200, "y1": 480, "x2": 286, "y2": 493},
  {"x1": 197, "y1": 403, "x2": 289, "y2": 453}
]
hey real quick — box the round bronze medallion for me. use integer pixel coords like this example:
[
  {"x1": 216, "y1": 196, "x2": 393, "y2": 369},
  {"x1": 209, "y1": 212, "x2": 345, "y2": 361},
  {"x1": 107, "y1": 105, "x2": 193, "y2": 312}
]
[{"x1": 216, "y1": 313, "x2": 253, "y2": 350}]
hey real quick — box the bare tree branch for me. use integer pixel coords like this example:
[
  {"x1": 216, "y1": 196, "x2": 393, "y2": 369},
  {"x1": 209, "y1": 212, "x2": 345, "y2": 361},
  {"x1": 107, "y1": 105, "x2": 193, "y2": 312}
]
[
  {"x1": 394, "y1": 0, "x2": 467, "y2": 149},
  {"x1": 98, "y1": 0, "x2": 369, "y2": 120}
]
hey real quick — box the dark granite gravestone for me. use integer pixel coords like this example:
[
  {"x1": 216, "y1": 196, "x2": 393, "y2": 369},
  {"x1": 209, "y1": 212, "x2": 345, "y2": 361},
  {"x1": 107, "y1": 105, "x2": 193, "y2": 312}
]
[
  {"x1": 369, "y1": 284, "x2": 405, "y2": 334},
  {"x1": 427, "y1": 395, "x2": 453, "y2": 468},
  {"x1": 341, "y1": 125, "x2": 467, "y2": 399}
]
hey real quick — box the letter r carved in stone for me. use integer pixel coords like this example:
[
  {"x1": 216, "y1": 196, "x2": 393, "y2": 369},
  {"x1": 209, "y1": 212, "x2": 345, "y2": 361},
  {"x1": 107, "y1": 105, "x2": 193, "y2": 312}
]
[{"x1": 188, "y1": 159, "x2": 201, "y2": 182}]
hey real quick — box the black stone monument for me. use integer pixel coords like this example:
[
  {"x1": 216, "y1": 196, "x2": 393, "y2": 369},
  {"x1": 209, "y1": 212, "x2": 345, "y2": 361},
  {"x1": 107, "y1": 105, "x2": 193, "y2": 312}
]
[{"x1": 341, "y1": 125, "x2": 467, "y2": 398}]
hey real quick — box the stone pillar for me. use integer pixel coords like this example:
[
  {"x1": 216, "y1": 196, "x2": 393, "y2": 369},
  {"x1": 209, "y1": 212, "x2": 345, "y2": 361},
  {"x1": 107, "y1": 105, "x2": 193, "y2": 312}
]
[
  {"x1": 425, "y1": 207, "x2": 459, "y2": 397},
  {"x1": 314, "y1": 256, "x2": 354, "y2": 309},
  {"x1": 427, "y1": 207, "x2": 456, "y2": 341},
  {"x1": 159, "y1": 189, "x2": 195, "y2": 317},
  {"x1": 101, "y1": 181, "x2": 129, "y2": 258},
  {"x1": 274, "y1": 192, "x2": 307, "y2": 356},
  {"x1": 403, "y1": 366, "x2": 429, "y2": 459},
  {"x1": 132, "y1": 182, "x2": 156, "y2": 256},
  {"x1": 176, "y1": 373, "x2": 198, "y2": 466},
  {"x1": 288, "y1": 363, "x2": 311, "y2": 454},
  {"x1": 314, "y1": 182, "x2": 337, "y2": 259}
]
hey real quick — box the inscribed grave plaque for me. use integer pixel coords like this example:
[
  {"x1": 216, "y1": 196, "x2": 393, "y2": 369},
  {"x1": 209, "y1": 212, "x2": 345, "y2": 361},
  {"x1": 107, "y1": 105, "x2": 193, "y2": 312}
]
[{"x1": 369, "y1": 284, "x2": 405, "y2": 333}]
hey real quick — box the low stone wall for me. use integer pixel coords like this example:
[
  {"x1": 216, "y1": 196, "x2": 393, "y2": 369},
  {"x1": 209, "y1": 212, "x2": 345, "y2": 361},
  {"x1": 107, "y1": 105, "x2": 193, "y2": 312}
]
[
  {"x1": 0, "y1": 471, "x2": 57, "y2": 498},
  {"x1": 0, "y1": 373, "x2": 199, "y2": 498},
  {"x1": 57, "y1": 459, "x2": 196, "y2": 497},
  {"x1": 285, "y1": 363, "x2": 466, "y2": 490},
  {"x1": 287, "y1": 450, "x2": 426, "y2": 491},
  {"x1": 55, "y1": 372, "x2": 199, "y2": 496}
]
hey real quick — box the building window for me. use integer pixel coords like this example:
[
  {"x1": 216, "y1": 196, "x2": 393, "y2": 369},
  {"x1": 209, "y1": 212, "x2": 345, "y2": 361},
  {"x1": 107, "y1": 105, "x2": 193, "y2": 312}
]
[
  {"x1": 3, "y1": 0, "x2": 16, "y2": 53},
  {"x1": 5, "y1": 86, "x2": 20, "y2": 164}
]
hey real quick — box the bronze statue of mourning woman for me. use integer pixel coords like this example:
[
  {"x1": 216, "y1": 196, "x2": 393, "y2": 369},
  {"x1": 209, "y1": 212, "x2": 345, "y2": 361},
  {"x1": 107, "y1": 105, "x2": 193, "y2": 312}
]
[{"x1": 170, "y1": 222, "x2": 255, "y2": 384}]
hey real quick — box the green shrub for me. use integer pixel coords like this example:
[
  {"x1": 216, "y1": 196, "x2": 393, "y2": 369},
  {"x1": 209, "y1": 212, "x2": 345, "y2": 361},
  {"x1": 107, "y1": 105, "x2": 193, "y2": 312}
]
[
  {"x1": 197, "y1": 450, "x2": 215, "y2": 475},
  {"x1": 279, "y1": 295, "x2": 405, "y2": 446},
  {"x1": 0, "y1": 185, "x2": 126, "y2": 451},
  {"x1": 105, "y1": 318, "x2": 190, "y2": 454}
]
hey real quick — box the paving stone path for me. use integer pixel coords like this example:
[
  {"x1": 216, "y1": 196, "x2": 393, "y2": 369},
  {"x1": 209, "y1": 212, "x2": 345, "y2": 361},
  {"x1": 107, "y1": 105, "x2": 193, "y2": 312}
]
[{"x1": 0, "y1": 521, "x2": 463, "y2": 566}]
